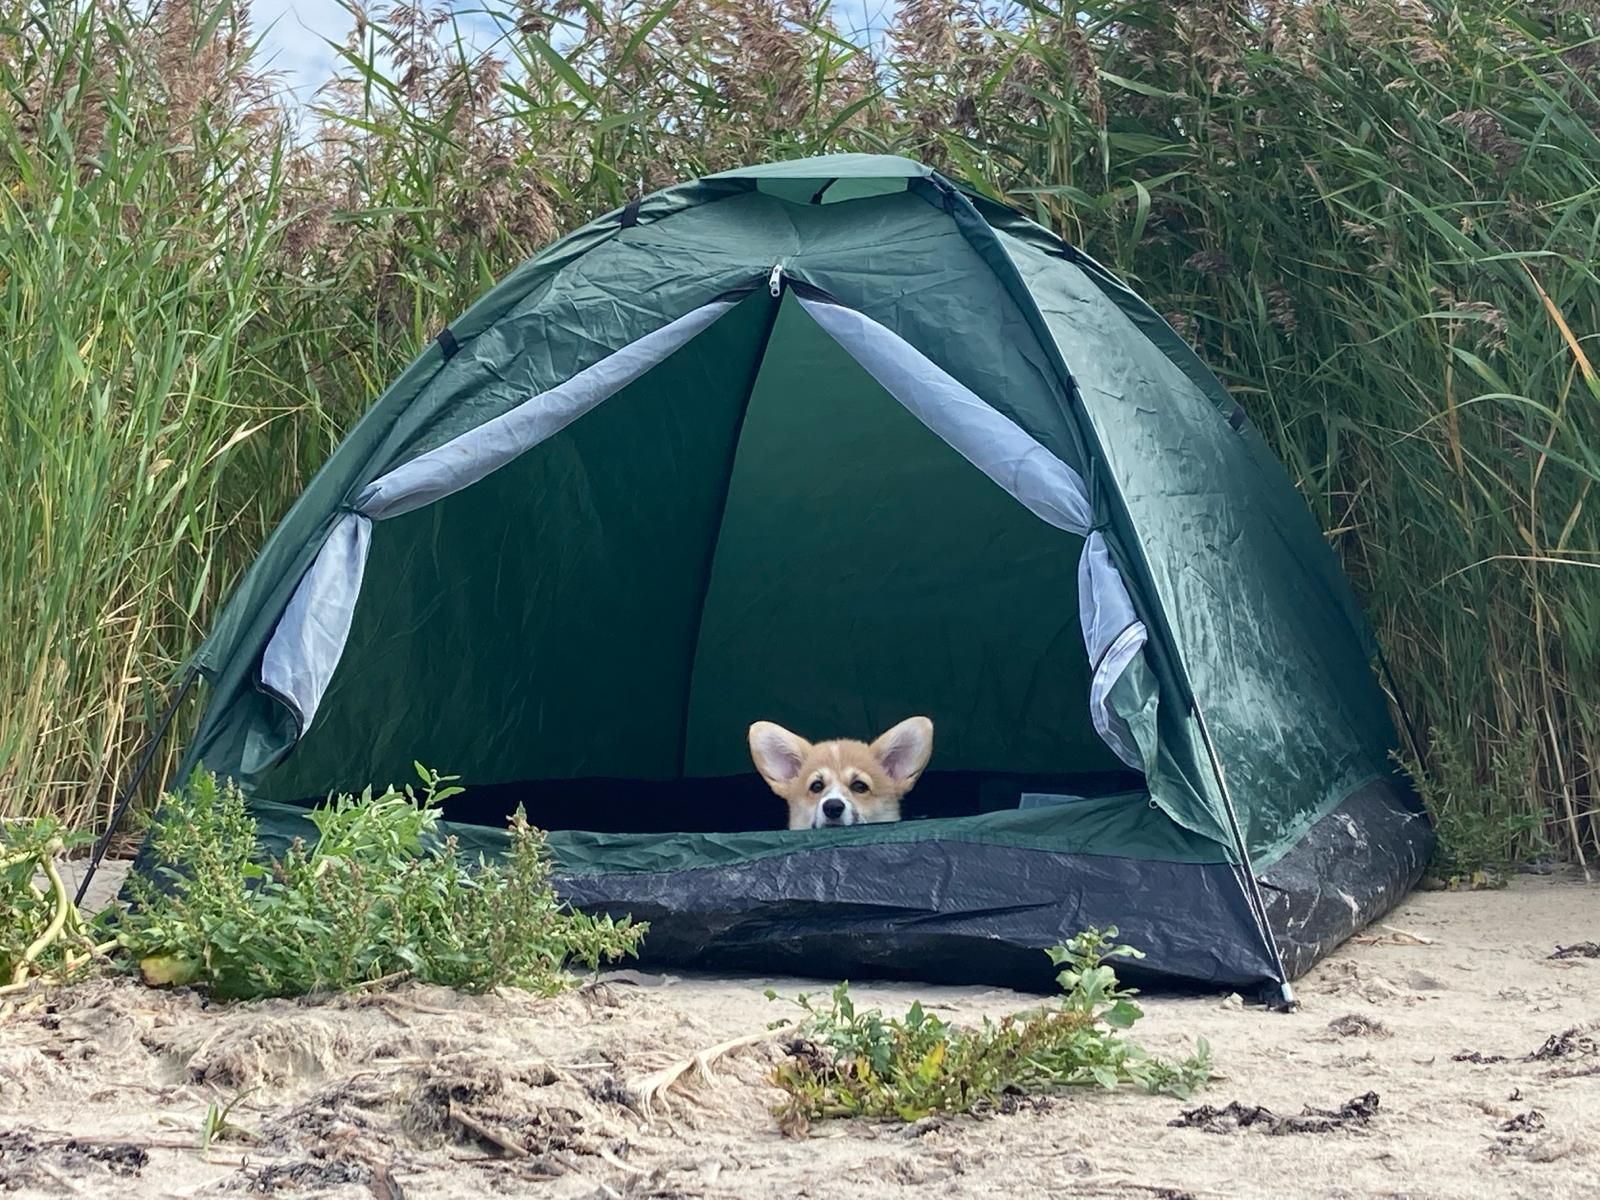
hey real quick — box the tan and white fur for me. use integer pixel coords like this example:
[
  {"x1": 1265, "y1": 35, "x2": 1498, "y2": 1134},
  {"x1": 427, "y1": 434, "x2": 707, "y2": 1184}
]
[{"x1": 747, "y1": 717, "x2": 934, "y2": 829}]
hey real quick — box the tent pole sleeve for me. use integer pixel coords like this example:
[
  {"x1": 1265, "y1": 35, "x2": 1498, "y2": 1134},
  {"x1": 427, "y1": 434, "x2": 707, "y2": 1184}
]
[
  {"x1": 1191, "y1": 698, "x2": 1295, "y2": 1009},
  {"x1": 72, "y1": 665, "x2": 199, "y2": 906}
]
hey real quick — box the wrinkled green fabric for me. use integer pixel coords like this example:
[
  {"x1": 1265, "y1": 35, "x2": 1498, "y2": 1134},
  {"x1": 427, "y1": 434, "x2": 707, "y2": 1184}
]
[{"x1": 994, "y1": 230, "x2": 1396, "y2": 859}]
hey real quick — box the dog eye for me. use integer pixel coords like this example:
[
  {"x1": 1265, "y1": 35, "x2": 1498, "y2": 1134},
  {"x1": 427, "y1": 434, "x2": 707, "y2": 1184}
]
[
  {"x1": 808, "y1": 779, "x2": 825, "y2": 794},
  {"x1": 849, "y1": 780, "x2": 869, "y2": 794}
]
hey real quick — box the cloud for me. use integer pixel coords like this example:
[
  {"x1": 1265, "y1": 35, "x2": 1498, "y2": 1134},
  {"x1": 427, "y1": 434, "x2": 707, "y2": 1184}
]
[
  {"x1": 249, "y1": 0, "x2": 899, "y2": 107},
  {"x1": 250, "y1": 0, "x2": 350, "y2": 103}
]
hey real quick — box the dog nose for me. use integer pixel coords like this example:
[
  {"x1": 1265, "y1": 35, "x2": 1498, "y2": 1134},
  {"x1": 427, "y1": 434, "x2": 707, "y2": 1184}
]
[{"x1": 821, "y1": 798, "x2": 845, "y2": 820}]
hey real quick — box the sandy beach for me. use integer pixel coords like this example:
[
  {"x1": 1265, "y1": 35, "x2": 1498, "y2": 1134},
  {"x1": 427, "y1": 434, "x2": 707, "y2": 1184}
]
[{"x1": 0, "y1": 867, "x2": 1594, "y2": 1199}]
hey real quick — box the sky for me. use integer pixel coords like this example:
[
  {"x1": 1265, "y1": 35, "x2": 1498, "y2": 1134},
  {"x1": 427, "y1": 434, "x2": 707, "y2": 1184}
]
[{"x1": 247, "y1": 1, "x2": 898, "y2": 109}]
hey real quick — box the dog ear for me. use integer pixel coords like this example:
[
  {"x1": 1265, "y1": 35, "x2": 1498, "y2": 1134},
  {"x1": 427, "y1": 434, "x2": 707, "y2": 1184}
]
[
  {"x1": 748, "y1": 721, "x2": 811, "y2": 788},
  {"x1": 871, "y1": 716, "x2": 934, "y2": 786}
]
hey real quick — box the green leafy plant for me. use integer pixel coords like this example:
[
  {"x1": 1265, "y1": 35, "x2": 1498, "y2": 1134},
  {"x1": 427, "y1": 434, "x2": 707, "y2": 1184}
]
[
  {"x1": 769, "y1": 927, "x2": 1211, "y2": 1132},
  {"x1": 112, "y1": 766, "x2": 646, "y2": 1000}
]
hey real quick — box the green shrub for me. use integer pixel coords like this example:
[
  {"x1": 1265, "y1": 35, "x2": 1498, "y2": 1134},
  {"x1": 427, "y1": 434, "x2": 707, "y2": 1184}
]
[
  {"x1": 769, "y1": 927, "x2": 1211, "y2": 1132},
  {"x1": 112, "y1": 766, "x2": 645, "y2": 1000}
]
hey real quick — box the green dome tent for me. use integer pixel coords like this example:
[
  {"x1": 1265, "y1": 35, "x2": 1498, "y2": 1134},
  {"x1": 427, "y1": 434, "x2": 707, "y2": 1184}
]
[{"x1": 117, "y1": 154, "x2": 1432, "y2": 1000}]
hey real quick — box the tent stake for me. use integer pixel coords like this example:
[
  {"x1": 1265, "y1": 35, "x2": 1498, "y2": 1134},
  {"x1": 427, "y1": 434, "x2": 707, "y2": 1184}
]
[
  {"x1": 1191, "y1": 700, "x2": 1296, "y2": 1011},
  {"x1": 72, "y1": 666, "x2": 198, "y2": 907}
]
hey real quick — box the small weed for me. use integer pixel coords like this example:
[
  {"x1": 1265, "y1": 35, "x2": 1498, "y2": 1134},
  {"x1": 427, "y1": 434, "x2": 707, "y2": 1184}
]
[
  {"x1": 199, "y1": 1089, "x2": 259, "y2": 1150},
  {"x1": 767, "y1": 927, "x2": 1211, "y2": 1133},
  {"x1": 110, "y1": 766, "x2": 645, "y2": 1000}
]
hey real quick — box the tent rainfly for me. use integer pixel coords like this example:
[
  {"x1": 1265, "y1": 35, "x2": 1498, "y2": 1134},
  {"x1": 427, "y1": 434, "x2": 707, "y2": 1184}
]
[{"x1": 121, "y1": 154, "x2": 1433, "y2": 1001}]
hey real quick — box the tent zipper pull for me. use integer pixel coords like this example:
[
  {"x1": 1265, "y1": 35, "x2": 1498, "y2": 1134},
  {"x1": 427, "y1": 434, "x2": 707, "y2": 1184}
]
[{"x1": 768, "y1": 264, "x2": 783, "y2": 297}]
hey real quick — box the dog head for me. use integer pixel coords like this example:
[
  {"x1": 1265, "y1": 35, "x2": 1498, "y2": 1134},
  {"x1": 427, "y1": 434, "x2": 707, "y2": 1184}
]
[{"x1": 747, "y1": 717, "x2": 934, "y2": 830}]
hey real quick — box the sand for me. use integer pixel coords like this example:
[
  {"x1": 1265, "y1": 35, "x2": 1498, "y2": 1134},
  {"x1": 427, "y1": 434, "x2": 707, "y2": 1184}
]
[{"x1": 0, "y1": 867, "x2": 1595, "y2": 1199}]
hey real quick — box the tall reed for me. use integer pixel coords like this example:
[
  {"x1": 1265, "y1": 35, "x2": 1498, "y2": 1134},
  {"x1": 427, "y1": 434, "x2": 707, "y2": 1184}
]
[{"x1": 1, "y1": 0, "x2": 1594, "y2": 865}]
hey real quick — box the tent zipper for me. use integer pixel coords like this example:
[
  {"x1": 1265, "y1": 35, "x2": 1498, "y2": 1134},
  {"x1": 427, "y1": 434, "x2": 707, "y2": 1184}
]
[{"x1": 768, "y1": 263, "x2": 784, "y2": 297}]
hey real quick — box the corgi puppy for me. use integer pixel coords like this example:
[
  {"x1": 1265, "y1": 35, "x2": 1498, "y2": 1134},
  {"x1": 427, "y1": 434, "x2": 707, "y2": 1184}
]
[{"x1": 747, "y1": 717, "x2": 934, "y2": 829}]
